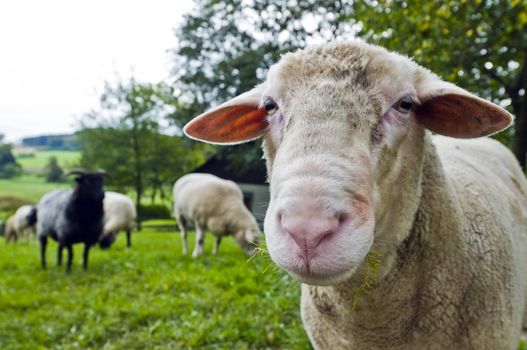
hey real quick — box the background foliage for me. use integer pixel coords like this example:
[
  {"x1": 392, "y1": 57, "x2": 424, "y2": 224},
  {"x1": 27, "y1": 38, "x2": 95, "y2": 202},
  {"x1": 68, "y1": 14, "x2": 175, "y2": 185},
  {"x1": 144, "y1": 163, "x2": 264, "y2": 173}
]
[
  {"x1": 169, "y1": 0, "x2": 526, "y2": 170},
  {"x1": 79, "y1": 79, "x2": 213, "y2": 222}
]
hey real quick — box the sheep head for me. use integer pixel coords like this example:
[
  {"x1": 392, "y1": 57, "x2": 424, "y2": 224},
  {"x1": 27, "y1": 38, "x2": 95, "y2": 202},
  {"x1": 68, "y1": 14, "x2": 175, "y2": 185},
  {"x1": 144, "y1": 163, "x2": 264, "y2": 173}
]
[
  {"x1": 67, "y1": 168, "x2": 107, "y2": 201},
  {"x1": 184, "y1": 41, "x2": 512, "y2": 286}
]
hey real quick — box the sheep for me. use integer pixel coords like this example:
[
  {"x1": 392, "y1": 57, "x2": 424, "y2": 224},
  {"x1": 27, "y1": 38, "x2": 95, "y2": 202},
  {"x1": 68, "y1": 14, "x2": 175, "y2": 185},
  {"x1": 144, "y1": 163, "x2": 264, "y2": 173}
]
[
  {"x1": 4, "y1": 215, "x2": 17, "y2": 243},
  {"x1": 99, "y1": 191, "x2": 137, "y2": 249},
  {"x1": 173, "y1": 173, "x2": 260, "y2": 257},
  {"x1": 36, "y1": 169, "x2": 106, "y2": 271},
  {"x1": 183, "y1": 41, "x2": 527, "y2": 350},
  {"x1": 14, "y1": 205, "x2": 37, "y2": 240}
]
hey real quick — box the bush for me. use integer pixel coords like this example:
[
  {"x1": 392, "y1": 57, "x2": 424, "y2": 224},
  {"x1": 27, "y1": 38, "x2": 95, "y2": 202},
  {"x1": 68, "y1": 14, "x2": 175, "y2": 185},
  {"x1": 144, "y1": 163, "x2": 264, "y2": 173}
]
[
  {"x1": 139, "y1": 204, "x2": 171, "y2": 220},
  {"x1": 45, "y1": 156, "x2": 64, "y2": 183},
  {"x1": 0, "y1": 163, "x2": 22, "y2": 179},
  {"x1": 0, "y1": 144, "x2": 22, "y2": 179}
]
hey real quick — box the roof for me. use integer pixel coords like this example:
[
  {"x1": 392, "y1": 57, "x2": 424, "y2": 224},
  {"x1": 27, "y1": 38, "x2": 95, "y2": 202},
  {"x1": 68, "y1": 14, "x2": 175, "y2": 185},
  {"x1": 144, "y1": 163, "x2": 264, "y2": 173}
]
[{"x1": 192, "y1": 156, "x2": 267, "y2": 185}]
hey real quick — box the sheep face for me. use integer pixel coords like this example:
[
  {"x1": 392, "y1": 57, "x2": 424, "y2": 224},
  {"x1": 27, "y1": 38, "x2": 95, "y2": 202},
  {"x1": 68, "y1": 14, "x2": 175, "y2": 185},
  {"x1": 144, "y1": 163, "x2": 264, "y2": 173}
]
[
  {"x1": 74, "y1": 174, "x2": 105, "y2": 201},
  {"x1": 184, "y1": 41, "x2": 512, "y2": 286},
  {"x1": 235, "y1": 227, "x2": 260, "y2": 255},
  {"x1": 99, "y1": 232, "x2": 116, "y2": 249}
]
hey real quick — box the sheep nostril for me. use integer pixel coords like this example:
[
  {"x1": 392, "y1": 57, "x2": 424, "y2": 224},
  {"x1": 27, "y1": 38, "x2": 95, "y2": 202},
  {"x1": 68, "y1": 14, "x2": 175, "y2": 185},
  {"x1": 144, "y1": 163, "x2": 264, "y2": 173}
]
[{"x1": 338, "y1": 213, "x2": 349, "y2": 227}]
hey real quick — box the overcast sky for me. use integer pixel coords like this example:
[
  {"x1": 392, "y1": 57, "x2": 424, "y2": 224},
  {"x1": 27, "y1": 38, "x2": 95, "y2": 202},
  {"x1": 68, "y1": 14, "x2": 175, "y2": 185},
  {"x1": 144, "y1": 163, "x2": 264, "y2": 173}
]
[{"x1": 0, "y1": 0, "x2": 194, "y2": 142}]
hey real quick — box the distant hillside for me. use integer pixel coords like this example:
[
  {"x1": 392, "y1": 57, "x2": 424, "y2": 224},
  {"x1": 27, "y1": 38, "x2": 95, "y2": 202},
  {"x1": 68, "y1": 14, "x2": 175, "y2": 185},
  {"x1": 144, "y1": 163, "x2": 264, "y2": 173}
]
[{"x1": 22, "y1": 133, "x2": 78, "y2": 150}]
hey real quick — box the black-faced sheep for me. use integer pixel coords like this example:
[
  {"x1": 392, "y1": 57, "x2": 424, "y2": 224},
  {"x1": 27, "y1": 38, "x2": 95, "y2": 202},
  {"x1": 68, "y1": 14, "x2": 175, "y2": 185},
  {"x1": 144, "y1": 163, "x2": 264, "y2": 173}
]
[
  {"x1": 36, "y1": 169, "x2": 106, "y2": 271},
  {"x1": 173, "y1": 173, "x2": 260, "y2": 257},
  {"x1": 184, "y1": 41, "x2": 527, "y2": 349}
]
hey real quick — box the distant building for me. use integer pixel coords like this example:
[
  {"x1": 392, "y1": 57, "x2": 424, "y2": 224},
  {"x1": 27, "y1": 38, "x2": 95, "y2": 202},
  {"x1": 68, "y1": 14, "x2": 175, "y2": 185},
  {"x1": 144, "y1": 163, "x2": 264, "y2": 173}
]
[
  {"x1": 22, "y1": 134, "x2": 78, "y2": 150},
  {"x1": 191, "y1": 156, "x2": 269, "y2": 228}
]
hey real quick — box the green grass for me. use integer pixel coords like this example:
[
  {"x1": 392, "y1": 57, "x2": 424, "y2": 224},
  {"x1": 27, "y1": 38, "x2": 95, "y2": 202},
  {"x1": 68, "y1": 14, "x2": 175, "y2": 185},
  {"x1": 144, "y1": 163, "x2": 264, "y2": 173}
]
[
  {"x1": 16, "y1": 151, "x2": 81, "y2": 175},
  {"x1": 0, "y1": 175, "x2": 71, "y2": 203},
  {"x1": 0, "y1": 227, "x2": 310, "y2": 350},
  {"x1": 0, "y1": 150, "x2": 80, "y2": 204}
]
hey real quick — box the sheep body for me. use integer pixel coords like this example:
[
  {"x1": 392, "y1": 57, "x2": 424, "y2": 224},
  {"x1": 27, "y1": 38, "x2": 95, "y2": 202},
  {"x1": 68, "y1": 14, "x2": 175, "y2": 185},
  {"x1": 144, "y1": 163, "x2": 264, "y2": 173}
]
[
  {"x1": 99, "y1": 191, "x2": 136, "y2": 248},
  {"x1": 173, "y1": 173, "x2": 259, "y2": 256},
  {"x1": 184, "y1": 41, "x2": 527, "y2": 349},
  {"x1": 300, "y1": 136, "x2": 527, "y2": 350},
  {"x1": 37, "y1": 171, "x2": 105, "y2": 271},
  {"x1": 4, "y1": 215, "x2": 17, "y2": 243},
  {"x1": 14, "y1": 205, "x2": 36, "y2": 240}
]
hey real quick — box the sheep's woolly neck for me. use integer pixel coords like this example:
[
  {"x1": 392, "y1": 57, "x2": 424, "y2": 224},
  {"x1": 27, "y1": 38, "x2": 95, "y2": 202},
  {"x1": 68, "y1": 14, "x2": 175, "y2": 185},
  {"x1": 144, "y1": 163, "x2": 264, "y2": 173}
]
[{"x1": 300, "y1": 134, "x2": 527, "y2": 350}]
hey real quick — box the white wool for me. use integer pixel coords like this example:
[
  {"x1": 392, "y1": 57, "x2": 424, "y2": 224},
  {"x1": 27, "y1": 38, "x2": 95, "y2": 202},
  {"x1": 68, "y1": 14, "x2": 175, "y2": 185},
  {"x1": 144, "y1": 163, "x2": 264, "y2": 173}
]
[{"x1": 173, "y1": 173, "x2": 260, "y2": 257}]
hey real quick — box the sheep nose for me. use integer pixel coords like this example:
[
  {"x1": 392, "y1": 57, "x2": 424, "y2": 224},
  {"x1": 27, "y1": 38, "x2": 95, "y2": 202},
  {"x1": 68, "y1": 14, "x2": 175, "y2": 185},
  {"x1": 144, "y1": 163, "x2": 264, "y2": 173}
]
[{"x1": 280, "y1": 211, "x2": 342, "y2": 252}]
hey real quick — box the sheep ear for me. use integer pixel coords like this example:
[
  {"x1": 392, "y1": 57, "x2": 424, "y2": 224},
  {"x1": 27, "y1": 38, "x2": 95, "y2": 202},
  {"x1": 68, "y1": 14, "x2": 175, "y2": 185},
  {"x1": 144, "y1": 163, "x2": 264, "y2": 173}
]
[
  {"x1": 415, "y1": 80, "x2": 513, "y2": 138},
  {"x1": 184, "y1": 85, "x2": 268, "y2": 145}
]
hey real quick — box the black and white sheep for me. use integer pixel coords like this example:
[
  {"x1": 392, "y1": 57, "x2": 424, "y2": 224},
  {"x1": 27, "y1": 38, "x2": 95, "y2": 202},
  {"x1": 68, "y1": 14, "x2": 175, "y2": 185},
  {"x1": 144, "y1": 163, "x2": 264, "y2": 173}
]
[{"x1": 36, "y1": 169, "x2": 106, "y2": 271}]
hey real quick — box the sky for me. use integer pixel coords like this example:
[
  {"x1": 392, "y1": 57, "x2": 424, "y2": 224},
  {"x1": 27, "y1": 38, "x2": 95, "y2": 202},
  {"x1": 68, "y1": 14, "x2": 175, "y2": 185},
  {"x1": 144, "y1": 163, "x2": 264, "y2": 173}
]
[{"x1": 0, "y1": 0, "x2": 194, "y2": 142}]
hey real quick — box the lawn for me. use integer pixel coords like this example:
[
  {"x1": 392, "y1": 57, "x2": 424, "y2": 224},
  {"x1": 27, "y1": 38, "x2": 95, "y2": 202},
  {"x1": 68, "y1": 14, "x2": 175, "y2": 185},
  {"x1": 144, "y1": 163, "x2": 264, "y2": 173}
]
[
  {"x1": 0, "y1": 150, "x2": 80, "y2": 204},
  {"x1": 16, "y1": 151, "x2": 81, "y2": 175},
  {"x1": 0, "y1": 226, "x2": 311, "y2": 350},
  {"x1": 0, "y1": 175, "x2": 72, "y2": 203}
]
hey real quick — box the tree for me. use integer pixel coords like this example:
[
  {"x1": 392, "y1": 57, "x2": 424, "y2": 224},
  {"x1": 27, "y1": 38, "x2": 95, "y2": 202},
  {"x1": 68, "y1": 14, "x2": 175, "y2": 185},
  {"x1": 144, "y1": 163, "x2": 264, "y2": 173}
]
[
  {"x1": 79, "y1": 78, "x2": 211, "y2": 223},
  {"x1": 0, "y1": 144, "x2": 22, "y2": 179},
  {"x1": 44, "y1": 156, "x2": 64, "y2": 183},
  {"x1": 170, "y1": 0, "x2": 351, "y2": 170},
  {"x1": 350, "y1": 0, "x2": 527, "y2": 169}
]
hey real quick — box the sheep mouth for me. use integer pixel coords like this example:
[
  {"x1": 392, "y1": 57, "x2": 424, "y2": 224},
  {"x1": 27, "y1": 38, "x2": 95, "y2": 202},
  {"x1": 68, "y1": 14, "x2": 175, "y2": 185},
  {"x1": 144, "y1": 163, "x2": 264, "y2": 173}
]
[
  {"x1": 99, "y1": 236, "x2": 115, "y2": 249},
  {"x1": 287, "y1": 265, "x2": 356, "y2": 286},
  {"x1": 281, "y1": 253, "x2": 358, "y2": 286}
]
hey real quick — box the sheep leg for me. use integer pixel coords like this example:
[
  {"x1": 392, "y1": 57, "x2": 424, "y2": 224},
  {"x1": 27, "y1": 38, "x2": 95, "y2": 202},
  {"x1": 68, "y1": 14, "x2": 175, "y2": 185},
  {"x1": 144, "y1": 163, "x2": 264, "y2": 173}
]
[
  {"x1": 126, "y1": 229, "x2": 132, "y2": 248},
  {"x1": 192, "y1": 223, "x2": 205, "y2": 258},
  {"x1": 39, "y1": 235, "x2": 47, "y2": 269},
  {"x1": 57, "y1": 244, "x2": 64, "y2": 266},
  {"x1": 66, "y1": 245, "x2": 73, "y2": 272},
  {"x1": 83, "y1": 243, "x2": 91, "y2": 270},
  {"x1": 178, "y1": 217, "x2": 188, "y2": 255},
  {"x1": 213, "y1": 236, "x2": 222, "y2": 255}
]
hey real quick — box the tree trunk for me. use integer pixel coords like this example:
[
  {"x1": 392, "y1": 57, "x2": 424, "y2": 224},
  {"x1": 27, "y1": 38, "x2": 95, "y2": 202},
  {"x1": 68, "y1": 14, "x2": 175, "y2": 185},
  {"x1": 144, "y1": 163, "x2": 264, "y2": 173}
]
[
  {"x1": 132, "y1": 124, "x2": 143, "y2": 231},
  {"x1": 512, "y1": 97, "x2": 527, "y2": 171},
  {"x1": 511, "y1": 60, "x2": 527, "y2": 171}
]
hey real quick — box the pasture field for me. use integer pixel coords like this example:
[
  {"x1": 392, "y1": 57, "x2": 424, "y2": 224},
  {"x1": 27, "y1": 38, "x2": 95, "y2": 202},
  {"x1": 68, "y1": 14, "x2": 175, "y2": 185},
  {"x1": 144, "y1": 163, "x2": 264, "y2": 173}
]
[
  {"x1": 0, "y1": 175, "x2": 71, "y2": 203},
  {"x1": 0, "y1": 151, "x2": 80, "y2": 205},
  {"x1": 16, "y1": 151, "x2": 81, "y2": 175},
  {"x1": 0, "y1": 225, "x2": 311, "y2": 350}
]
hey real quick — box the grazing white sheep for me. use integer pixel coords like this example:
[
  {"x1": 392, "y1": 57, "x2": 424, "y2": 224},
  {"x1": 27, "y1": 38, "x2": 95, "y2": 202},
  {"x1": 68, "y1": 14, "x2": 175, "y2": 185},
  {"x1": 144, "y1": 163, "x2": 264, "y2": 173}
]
[
  {"x1": 14, "y1": 205, "x2": 36, "y2": 240},
  {"x1": 184, "y1": 41, "x2": 527, "y2": 349},
  {"x1": 4, "y1": 215, "x2": 17, "y2": 243},
  {"x1": 173, "y1": 173, "x2": 260, "y2": 257},
  {"x1": 99, "y1": 191, "x2": 137, "y2": 249}
]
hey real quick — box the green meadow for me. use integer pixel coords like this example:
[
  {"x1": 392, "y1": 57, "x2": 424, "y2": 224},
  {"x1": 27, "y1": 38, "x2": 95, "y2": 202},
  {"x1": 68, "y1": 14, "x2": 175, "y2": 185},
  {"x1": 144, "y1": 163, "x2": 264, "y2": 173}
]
[
  {"x1": 0, "y1": 149, "x2": 310, "y2": 349},
  {"x1": 0, "y1": 228, "x2": 310, "y2": 349},
  {"x1": 16, "y1": 150, "x2": 81, "y2": 175}
]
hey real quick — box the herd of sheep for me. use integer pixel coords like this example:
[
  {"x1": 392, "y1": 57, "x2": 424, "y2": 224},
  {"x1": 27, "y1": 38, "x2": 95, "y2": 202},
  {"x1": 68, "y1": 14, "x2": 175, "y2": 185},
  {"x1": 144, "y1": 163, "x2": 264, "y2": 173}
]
[
  {"x1": 3, "y1": 40, "x2": 527, "y2": 349},
  {"x1": 4, "y1": 170, "x2": 260, "y2": 271}
]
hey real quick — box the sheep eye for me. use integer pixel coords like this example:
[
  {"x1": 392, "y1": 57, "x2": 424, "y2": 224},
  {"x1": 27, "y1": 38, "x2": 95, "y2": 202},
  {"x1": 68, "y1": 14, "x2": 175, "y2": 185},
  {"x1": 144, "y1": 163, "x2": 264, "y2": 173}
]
[
  {"x1": 263, "y1": 98, "x2": 278, "y2": 113},
  {"x1": 395, "y1": 96, "x2": 413, "y2": 113}
]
